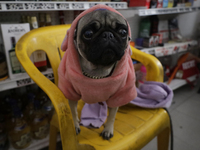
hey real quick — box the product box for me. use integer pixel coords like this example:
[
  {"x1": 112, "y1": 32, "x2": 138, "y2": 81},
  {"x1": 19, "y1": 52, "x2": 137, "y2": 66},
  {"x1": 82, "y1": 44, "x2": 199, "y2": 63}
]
[
  {"x1": 129, "y1": 0, "x2": 147, "y2": 7},
  {"x1": 157, "y1": 0, "x2": 163, "y2": 8},
  {"x1": 143, "y1": 36, "x2": 154, "y2": 48},
  {"x1": 158, "y1": 20, "x2": 169, "y2": 43},
  {"x1": 1, "y1": 23, "x2": 30, "y2": 79},
  {"x1": 163, "y1": 0, "x2": 169, "y2": 7},
  {"x1": 168, "y1": 0, "x2": 174, "y2": 8}
]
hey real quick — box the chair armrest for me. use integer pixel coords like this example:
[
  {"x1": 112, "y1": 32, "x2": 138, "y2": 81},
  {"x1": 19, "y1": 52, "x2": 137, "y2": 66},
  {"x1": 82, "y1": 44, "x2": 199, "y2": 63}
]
[
  {"x1": 16, "y1": 42, "x2": 81, "y2": 149},
  {"x1": 130, "y1": 46, "x2": 164, "y2": 82}
]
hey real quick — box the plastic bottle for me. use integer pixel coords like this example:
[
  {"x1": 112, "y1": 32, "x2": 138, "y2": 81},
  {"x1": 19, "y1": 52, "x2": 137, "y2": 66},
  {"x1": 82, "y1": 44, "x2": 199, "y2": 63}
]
[
  {"x1": 30, "y1": 99, "x2": 49, "y2": 139},
  {"x1": 0, "y1": 52, "x2": 8, "y2": 81},
  {"x1": 9, "y1": 37, "x2": 22, "y2": 74},
  {"x1": 42, "y1": 100, "x2": 54, "y2": 123},
  {"x1": 9, "y1": 99, "x2": 32, "y2": 149},
  {"x1": 139, "y1": 65, "x2": 147, "y2": 86},
  {"x1": 0, "y1": 115, "x2": 9, "y2": 150},
  {"x1": 23, "y1": 93, "x2": 35, "y2": 125}
]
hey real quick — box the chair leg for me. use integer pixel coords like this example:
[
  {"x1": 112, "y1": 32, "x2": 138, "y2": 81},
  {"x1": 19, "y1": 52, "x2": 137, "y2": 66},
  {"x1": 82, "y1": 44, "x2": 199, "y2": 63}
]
[
  {"x1": 157, "y1": 127, "x2": 170, "y2": 150},
  {"x1": 49, "y1": 124, "x2": 59, "y2": 150}
]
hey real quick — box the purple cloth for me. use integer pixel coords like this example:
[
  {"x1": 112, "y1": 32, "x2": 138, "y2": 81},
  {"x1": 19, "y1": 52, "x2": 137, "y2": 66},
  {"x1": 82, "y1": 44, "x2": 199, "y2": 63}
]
[
  {"x1": 80, "y1": 102, "x2": 107, "y2": 128},
  {"x1": 130, "y1": 81, "x2": 173, "y2": 108},
  {"x1": 80, "y1": 81, "x2": 173, "y2": 128}
]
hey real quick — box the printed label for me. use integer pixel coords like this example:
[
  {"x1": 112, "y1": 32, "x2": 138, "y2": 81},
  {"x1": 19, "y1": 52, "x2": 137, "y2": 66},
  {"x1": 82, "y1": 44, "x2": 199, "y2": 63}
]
[
  {"x1": 182, "y1": 60, "x2": 195, "y2": 70},
  {"x1": 14, "y1": 124, "x2": 26, "y2": 131},
  {"x1": 35, "y1": 124, "x2": 49, "y2": 138},
  {"x1": 15, "y1": 132, "x2": 31, "y2": 147},
  {"x1": 16, "y1": 78, "x2": 32, "y2": 87},
  {"x1": 33, "y1": 50, "x2": 46, "y2": 63}
]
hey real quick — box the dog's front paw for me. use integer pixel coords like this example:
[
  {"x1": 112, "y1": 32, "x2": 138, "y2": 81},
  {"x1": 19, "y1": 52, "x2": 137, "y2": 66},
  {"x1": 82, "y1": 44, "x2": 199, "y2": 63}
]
[
  {"x1": 100, "y1": 130, "x2": 113, "y2": 140},
  {"x1": 75, "y1": 126, "x2": 81, "y2": 135}
]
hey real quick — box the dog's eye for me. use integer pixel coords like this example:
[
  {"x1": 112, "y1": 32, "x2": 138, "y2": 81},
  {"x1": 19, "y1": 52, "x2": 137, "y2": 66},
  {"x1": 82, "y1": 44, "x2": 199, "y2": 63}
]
[
  {"x1": 118, "y1": 29, "x2": 127, "y2": 38},
  {"x1": 84, "y1": 30, "x2": 93, "y2": 39}
]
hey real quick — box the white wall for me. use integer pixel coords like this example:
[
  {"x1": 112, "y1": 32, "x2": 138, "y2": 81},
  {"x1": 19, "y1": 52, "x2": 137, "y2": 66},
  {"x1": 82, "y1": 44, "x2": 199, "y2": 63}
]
[{"x1": 178, "y1": 0, "x2": 200, "y2": 39}]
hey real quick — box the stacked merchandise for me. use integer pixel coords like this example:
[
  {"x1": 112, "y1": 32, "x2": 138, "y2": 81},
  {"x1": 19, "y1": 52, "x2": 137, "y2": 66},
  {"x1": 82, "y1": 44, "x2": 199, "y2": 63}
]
[
  {"x1": 135, "y1": 15, "x2": 162, "y2": 49},
  {"x1": 134, "y1": 15, "x2": 200, "y2": 83},
  {"x1": 128, "y1": 0, "x2": 194, "y2": 8},
  {"x1": 0, "y1": 12, "x2": 66, "y2": 82},
  {"x1": 135, "y1": 15, "x2": 187, "y2": 48},
  {"x1": 0, "y1": 86, "x2": 54, "y2": 149}
]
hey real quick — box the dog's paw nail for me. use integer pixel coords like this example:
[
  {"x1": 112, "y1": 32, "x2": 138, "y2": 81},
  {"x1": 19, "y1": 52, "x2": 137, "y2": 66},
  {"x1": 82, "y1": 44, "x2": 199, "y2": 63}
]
[
  {"x1": 75, "y1": 127, "x2": 81, "y2": 135},
  {"x1": 100, "y1": 132, "x2": 113, "y2": 140}
]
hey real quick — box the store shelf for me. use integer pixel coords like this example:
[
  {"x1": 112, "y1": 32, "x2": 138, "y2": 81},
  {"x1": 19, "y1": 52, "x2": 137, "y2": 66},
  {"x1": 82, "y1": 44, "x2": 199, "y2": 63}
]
[
  {"x1": 140, "y1": 40, "x2": 198, "y2": 56},
  {"x1": 0, "y1": 1, "x2": 127, "y2": 12},
  {"x1": 138, "y1": 6, "x2": 200, "y2": 16},
  {"x1": 166, "y1": 74, "x2": 198, "y2": 90},
  {"x1": 0, "y1": 68, "x2": 54, "y2": 92},
  {"x1": 9, "y1": 134, "x2": 61, "y2": 150}
]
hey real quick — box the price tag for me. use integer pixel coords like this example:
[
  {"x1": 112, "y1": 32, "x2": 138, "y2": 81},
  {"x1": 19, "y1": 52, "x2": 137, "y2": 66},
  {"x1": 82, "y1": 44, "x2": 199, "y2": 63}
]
[
  {"x1": 179, "y1": 43, "x2": 188, "y2": 52},
  {"x1": 42, "y1": 3, "x2": 54, "y2": 9},
  {"x1": 185, "y1": 7, "x2": 190, "y2": 11},
  {"x1": 155, "y1": 46, "x2": 175, "y2": 57},
  {"x1": 148, "y1": 49, "x2": 155, "y2": 55},
  {"x1": 16, "y1": 78, "x2": 32, "y2": 87},
  {"x1": 155, "y1": 47, "x2": 165, "y2": 57},
  {"x1": 192, "y1": 7, "x2": 197, "y2": 11},
  {"x1": 139, "y1": 10, "x2": 146, "y2": 16},
  {"x1": 71, "y1": 3, "x2": 84, "y2": 9},
  {"x1": 115, "y1": 3, "x2": 126, "y2": 9},
  {"x1": 179, "y1": 8, "x2": 184, "y2": 12},
  {"x1": 106, "y1": 3, "x2": 116, "y2": 8},
  {"x1": 170, "y1": 9, "x2": 178, "y2": 13},
  {"x1": 57, "y1": 3, "x2": 70, "y2": 9},
  {"x1": 24, "y1": 3, "x2": 54, "y2": 10},
  {"x1": 157, "y1": 9, "x2": 163, "y2": 14},
  {"x1": 45, "y1": 73, "x2": 54, "y2": 80},
  {"x1": 6, "y1": 3, "x2": 23, "y2": 10},
  {"x1": 89, "y1": 3, "x2": 98, "y2": 8}
]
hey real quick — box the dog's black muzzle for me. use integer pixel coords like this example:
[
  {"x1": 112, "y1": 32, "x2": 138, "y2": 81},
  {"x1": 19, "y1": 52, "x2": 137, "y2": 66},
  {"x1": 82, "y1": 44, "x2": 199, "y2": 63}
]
[{"x1": 86, "y1": 31, "x2": 126, "y2": 66}]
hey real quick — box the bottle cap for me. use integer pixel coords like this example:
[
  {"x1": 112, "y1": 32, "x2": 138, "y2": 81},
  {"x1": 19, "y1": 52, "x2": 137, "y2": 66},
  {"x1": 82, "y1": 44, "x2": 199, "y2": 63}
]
[
  {"x1": 140, "y1": 65, "x2": 147, "y2": 73},
  {"x1": 31, "y1": 16, "x2": 37, "y2": 22}
]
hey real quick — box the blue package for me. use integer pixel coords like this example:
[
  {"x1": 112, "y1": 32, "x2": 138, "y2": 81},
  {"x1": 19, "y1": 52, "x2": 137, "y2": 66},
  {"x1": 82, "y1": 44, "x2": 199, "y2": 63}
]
[{"x1": 163, "y1": 0, "x2": 168, "y2": 8}]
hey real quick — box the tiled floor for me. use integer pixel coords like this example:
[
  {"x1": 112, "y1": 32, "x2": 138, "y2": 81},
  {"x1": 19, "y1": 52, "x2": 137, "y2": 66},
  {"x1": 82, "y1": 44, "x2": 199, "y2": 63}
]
[{"x1": 143, "y1": 80, "x2": 200, "y2": 150}]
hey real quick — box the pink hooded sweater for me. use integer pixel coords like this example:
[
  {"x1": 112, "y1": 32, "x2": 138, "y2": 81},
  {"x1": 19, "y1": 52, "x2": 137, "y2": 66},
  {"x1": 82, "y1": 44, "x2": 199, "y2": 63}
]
[{"x1": 58, "y1": 4, "x2": 137, "y2": 108}]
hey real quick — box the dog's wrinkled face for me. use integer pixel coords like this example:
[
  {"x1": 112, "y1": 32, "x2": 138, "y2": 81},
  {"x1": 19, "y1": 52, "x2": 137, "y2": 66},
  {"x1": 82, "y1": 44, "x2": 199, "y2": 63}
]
[{"x1": 75, "y1": 9, "x2": 129, "y2": 66}]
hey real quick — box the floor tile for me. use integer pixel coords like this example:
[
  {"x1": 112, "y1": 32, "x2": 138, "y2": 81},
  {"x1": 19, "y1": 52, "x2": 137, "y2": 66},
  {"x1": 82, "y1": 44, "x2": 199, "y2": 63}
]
[
  {"x1": 174, "y1": 136, "x2": 197, "y2": 150},
  {"x1": 142, "y1": 137, "x2": 157, "y2": 150},
  {"x1": 176, "y1": 95, "x2": 200, "y2": 121},
  {"x1": 171, "y1": 110, "x2": 200, "y2": 149}
]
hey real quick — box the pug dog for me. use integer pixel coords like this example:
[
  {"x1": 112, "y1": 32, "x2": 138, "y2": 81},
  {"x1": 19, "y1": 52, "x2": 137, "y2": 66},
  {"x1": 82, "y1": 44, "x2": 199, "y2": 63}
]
[{"x1": 68, "y1": 9, "x2": 130, "y2": 140}]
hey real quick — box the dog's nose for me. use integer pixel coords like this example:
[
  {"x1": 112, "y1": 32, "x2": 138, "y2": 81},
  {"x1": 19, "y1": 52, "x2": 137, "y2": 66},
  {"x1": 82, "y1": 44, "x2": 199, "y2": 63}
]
[{"x1": 102, "y1": 32, "x2": 114, "y2": 40}]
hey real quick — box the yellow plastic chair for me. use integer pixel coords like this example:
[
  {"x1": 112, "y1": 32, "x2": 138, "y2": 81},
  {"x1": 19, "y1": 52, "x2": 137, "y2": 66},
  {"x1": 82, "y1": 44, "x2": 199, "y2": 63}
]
[{"x1": 16, "y1": 25, "x2": 171, "y2": 150}]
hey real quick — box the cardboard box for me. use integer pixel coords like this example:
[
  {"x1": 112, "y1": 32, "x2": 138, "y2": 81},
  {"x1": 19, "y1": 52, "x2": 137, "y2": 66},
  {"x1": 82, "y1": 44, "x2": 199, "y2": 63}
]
[{"x1": 1, "y1": 23, "x2": 30, "y2": 79}]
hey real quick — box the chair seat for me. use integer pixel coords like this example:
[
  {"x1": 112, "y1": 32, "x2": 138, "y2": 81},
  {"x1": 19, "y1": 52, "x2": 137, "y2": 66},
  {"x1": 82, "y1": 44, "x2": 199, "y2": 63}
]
[{"x1": 51, "y1": 101, "x2": 170, "y2": 150}]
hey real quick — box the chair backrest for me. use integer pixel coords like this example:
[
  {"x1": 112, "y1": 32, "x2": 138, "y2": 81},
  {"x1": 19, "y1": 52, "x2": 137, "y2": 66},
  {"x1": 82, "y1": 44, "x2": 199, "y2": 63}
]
[
  {"x1": 16, "y1": 24, "x2": 70, "y2": 86},
  {"x1": 16, "y1": 25, "x2": 163, "y2": 149}
]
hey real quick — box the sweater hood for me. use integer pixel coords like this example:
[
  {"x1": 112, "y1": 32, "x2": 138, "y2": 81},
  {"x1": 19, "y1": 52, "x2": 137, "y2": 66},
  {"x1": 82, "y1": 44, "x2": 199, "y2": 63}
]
[{"x1": 61, "y1": 4, "x2": 131, "y2": 52}]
